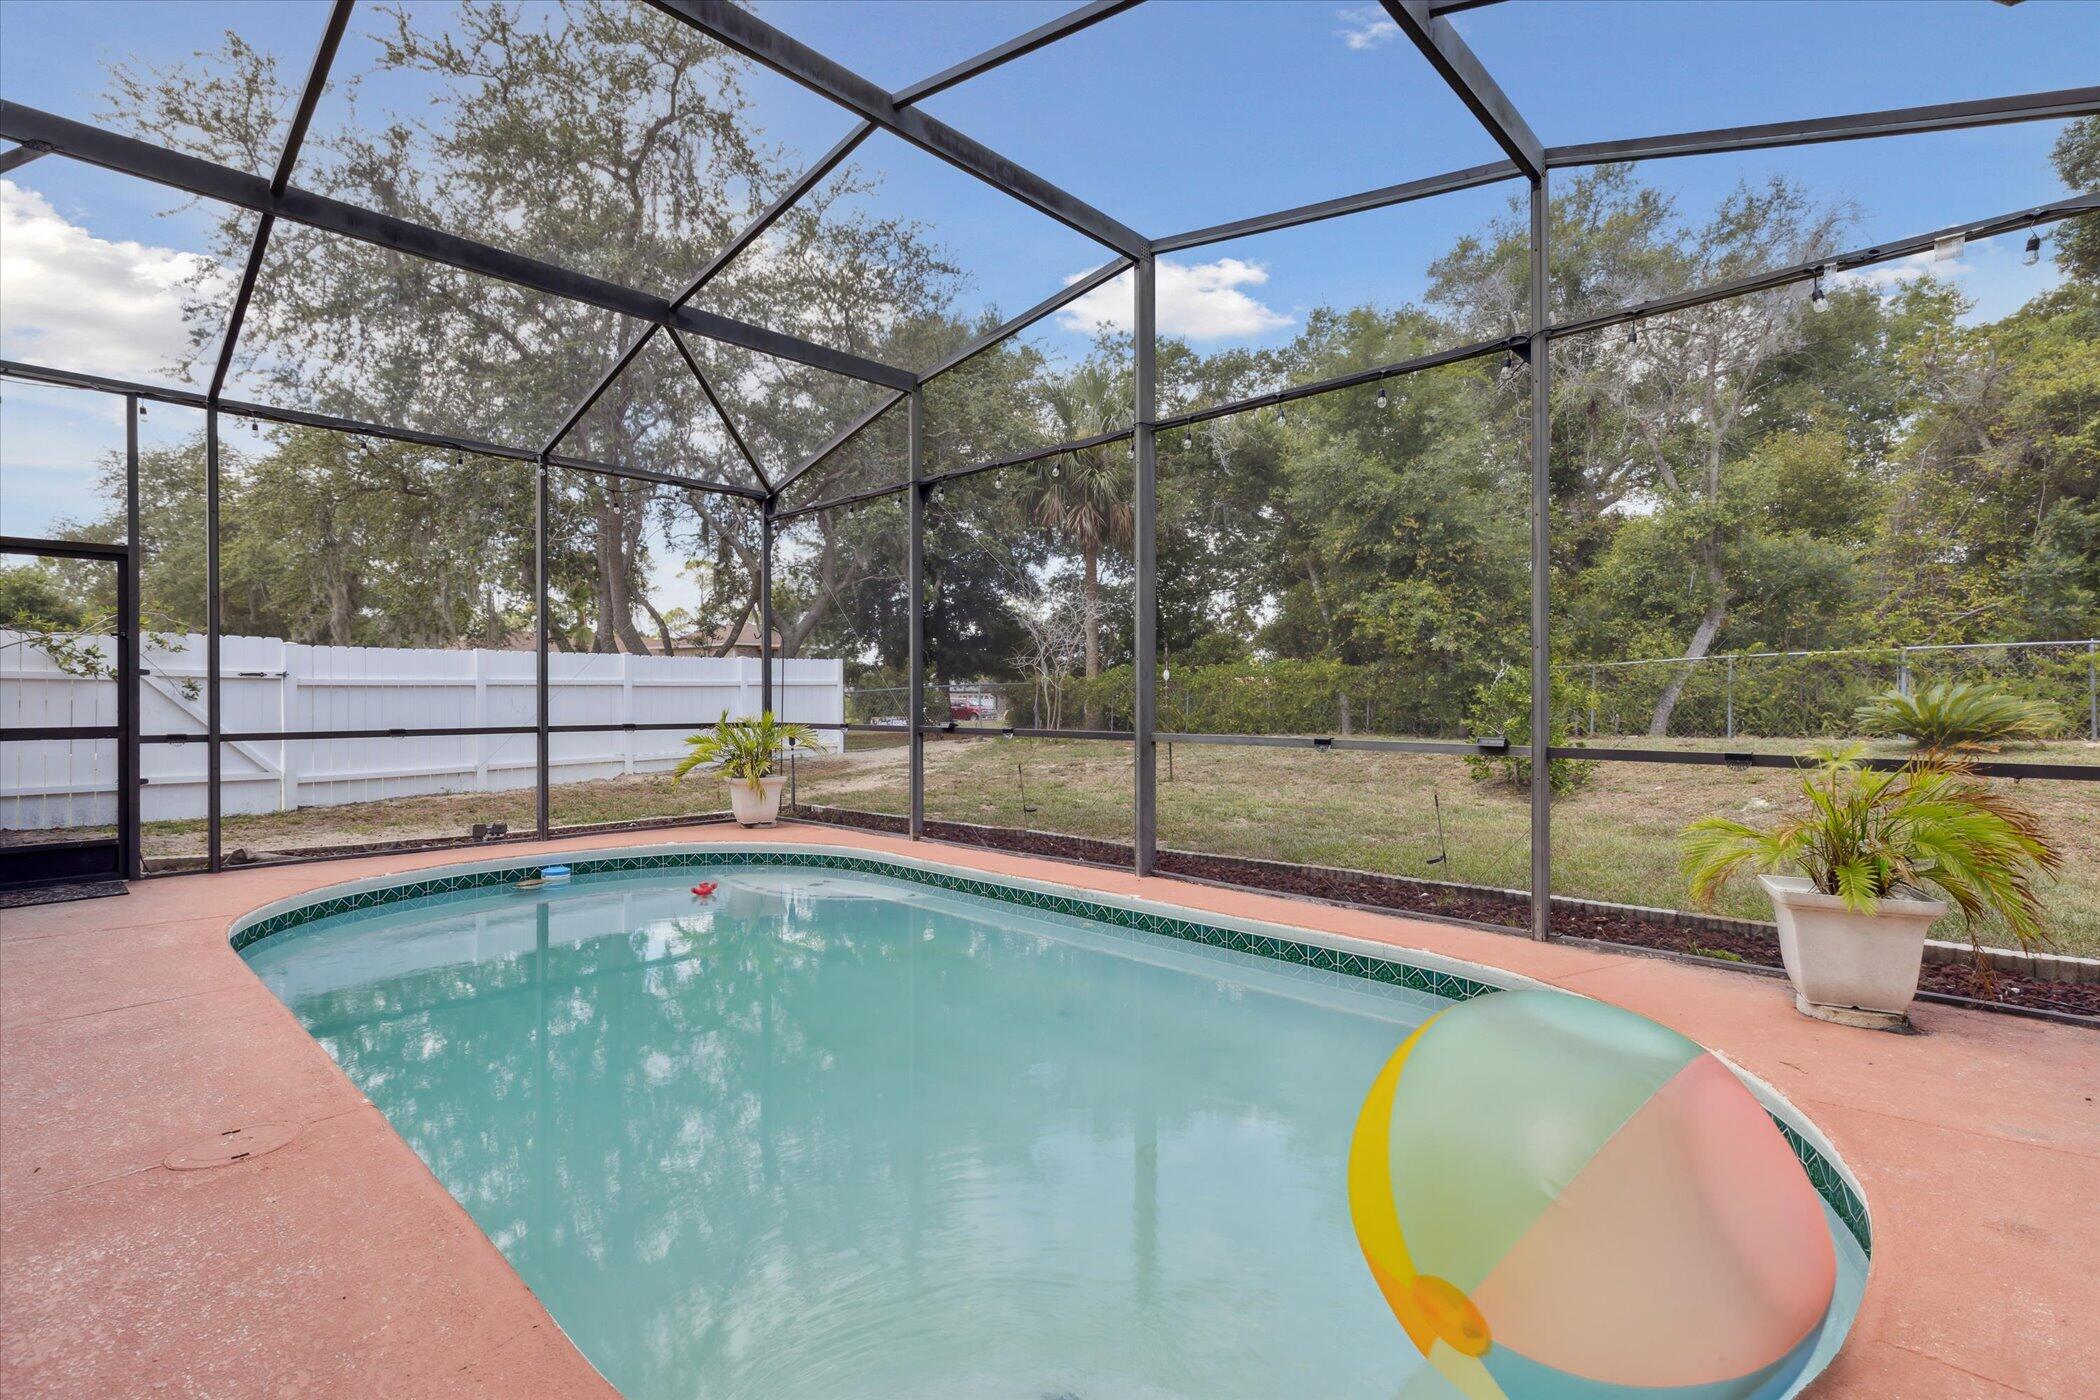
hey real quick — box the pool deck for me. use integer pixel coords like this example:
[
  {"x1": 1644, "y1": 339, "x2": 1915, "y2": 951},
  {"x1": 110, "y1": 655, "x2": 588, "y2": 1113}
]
[{"x1": 2, "y1": 821, "x2": 2094, "y2": 1397}]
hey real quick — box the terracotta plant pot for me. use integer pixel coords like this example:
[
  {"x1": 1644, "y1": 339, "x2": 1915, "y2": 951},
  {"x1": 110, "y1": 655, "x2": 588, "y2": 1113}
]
[
  {"x1": 1760, "y1": 874, "x2": 1946, "y2": 1029},
  {"x1": 726, "y1": 775, "x2": 786, "y2": 827}
]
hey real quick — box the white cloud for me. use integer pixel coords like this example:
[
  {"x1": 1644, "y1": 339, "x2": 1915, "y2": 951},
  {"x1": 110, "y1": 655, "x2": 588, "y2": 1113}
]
[
  {"x1": 1057, "y1": 258, "x2": 1294, "y2": 341},
  {"x1": 0, "y1": 179, "x2": 219, "y2": 382},
  {"x1": 1833, "y1": 249, "x2": 1971, "y2": 292},
  {"x1": 1336, "y1": 5, "x2": 1400, "y2": 50}
]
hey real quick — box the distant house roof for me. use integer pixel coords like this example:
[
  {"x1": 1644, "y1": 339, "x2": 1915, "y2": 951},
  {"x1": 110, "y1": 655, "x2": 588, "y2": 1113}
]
[
  {"x1": 640, "y1": 620, "x2": 782, "y2": 655},
  {"x1": 705, "y1": 620, "x2": 782, "y2": 652}
]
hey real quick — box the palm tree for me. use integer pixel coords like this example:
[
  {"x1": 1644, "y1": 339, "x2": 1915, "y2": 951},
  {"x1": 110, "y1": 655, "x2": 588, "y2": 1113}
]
[{"x1": 1033, "y1": 358, "x2": 1134, "y2": 726}]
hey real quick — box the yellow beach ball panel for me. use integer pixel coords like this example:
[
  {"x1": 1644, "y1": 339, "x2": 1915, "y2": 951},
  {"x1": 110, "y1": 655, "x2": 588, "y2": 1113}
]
[{"x1": 1349, "y1": 991, "x2": 1837, "y2": 1398}]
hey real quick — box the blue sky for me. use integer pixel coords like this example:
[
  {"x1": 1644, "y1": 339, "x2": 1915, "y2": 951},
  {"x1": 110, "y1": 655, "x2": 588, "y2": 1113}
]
[{"x1": 3, "y1": 0, "x2": 2095, "y2": 538}]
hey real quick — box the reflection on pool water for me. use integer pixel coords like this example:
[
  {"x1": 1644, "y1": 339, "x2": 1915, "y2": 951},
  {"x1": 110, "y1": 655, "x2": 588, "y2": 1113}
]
[{"x1": 241, "y1": 862, "x2": 1865, "y2": 1399}]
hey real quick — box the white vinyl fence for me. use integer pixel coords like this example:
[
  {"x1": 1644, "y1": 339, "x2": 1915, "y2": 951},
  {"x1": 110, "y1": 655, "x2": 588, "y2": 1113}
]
[{"x1": 1, "y1": 631, "x2": 843, "y2": 831}]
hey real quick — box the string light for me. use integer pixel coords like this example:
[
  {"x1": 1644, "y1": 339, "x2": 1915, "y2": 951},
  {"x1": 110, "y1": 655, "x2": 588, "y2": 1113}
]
[
  {"x1": 1374, "y1": 383, "x2": 1388, "y2": 410},
  {"x1": 1625, "y1": 323, "x2": 1640, "y2": 346},
  {"x1": 1183, "y1": 429, "x2": 1193, "y2": 448},
  {"x1": 1275, "y1": 404, "x2": 1287, "y2": 426},
  {"x1": 1810, "y1": 266, "x2": 1831, "y2": 313},
  {"x1": 2024, "y1": 230, "x2": 2043, "y2": 267}
]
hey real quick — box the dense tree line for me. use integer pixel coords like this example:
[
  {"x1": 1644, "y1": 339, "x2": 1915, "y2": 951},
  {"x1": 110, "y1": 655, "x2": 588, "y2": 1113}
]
[{"x1": 17, "y1": 4, "x2": 2093, "y2": 740}]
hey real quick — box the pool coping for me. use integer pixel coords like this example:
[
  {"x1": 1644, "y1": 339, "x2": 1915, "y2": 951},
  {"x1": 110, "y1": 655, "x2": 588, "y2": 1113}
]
[
  {"x1": 230, "y1": 840, "x2": 1875, "y2": 1263},
  {"x1": 6, "y1": 819, "x2": 2095, "y2": 1398}
]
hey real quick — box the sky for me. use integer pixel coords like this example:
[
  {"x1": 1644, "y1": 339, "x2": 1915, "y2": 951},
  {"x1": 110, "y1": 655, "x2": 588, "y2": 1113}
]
[{"x1": 3, "y1": 0, "x2": 2096, "y2": 551}]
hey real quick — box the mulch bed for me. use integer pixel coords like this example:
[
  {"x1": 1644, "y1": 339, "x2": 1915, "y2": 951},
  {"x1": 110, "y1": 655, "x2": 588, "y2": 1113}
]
[
  {"x1": 0, "y1": 880, "x2": 128, "y2": 909},
  {"x1": 1547, "y1": 901, "x2": 2100, "y2": 1018},
  {"x1": 791, "y1": 808, "x2": 2100, "y2": 1022}
]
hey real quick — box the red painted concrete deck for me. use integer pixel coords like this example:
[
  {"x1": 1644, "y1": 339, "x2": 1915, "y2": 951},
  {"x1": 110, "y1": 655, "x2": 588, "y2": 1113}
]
[{"x1": 3, "y1": 822, "x2": 2095, "y2": 1397}]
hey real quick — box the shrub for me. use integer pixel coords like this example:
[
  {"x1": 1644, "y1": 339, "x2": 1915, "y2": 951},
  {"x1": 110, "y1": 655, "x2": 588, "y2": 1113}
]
[
  {"x1": 1464, "y1": 667, "x2": 1596, "y2": 795},
  {"x1": 1854, "y1": 680, "x2": 2064, "y2": 753}
]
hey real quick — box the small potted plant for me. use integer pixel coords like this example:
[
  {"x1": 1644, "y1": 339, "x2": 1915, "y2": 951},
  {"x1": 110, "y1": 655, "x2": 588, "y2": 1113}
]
[
  {"x1": 1679, "y1": 746, "x2": 2059, "y2": 1028},
  {"x1": 672, "y1": 711, "x2": 819, "y2": 827}
]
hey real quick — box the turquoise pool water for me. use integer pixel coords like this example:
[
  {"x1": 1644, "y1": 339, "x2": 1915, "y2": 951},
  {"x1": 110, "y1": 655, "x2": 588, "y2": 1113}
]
[{"x1": 242, "y1": 861, "x2": 1866, "y2": 1398}]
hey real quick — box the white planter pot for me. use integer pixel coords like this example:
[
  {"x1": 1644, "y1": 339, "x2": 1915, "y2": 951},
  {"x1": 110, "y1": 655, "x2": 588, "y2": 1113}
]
[
  {"x1": 1759, "y1": 874, "x2": 1946, "y2": 1029},
  {"x1": 726, "y1": 775, "x2": 787, "y2": 827}
]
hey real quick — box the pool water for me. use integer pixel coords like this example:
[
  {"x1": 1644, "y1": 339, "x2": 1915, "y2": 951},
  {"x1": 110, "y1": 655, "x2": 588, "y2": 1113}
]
[{"x1": 242, "y1": 862, "x2": 1865, "y2": 1398}]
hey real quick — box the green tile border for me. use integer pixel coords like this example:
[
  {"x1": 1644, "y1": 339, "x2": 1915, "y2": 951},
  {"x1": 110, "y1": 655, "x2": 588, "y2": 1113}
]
[{"x1": 230, "y1": 847, "x2": 1870, "y2": 1257}]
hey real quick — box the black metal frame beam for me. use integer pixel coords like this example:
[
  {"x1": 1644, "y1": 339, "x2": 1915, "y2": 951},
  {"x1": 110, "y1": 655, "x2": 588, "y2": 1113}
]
[
  {"x1": 643, "y1": 0, "x2": 1148, "y2": 258},
  {"x1": 667, "y1": 327, "x2": 772, "y2": 493},
  {"x1": 1382, "y1": 0, "x2": 1542, "y2": 179},
  {"x1": 541, "y1": 121, "x2": 879, "y2": 457},
  {"x1": 922, "y1": 428, "x2": 1135, "y2": 490},
  {"x1": 1131, "y1": 254, "x2": 1158, "y2": 874},
  {"x1": 1526, "y1": 172, "x2": 1551, "y2": 940},
  {"x1": 906, "y1": 387, "x2": 928, "y2": 837},
  {"x1": 1552, "y1": 192, "x2": 2100, "y2": 339},
  {"x1": 123, "y1": 397, "x2": 142, "y2": 879},
  {"x1": 918, "y1": 726, "x2": 1109, "y2": 751},
  {"x1": 1552, "y1": 747, "x2": 2100, "y2": 785},
  {"x1": 0, "y1": 359, "x2": 763, "y2": 499},
  {"x1": 139, "y1": 721, "x2": 780, "y2": 743},
  {"x1": 1153, "y1": 160, "x2": 1520, "y2": 253},
  {"x1": 892, "y1": 0, "x2": 1144, "y2": 107},
  {"x1": 769, "y1": 392, "x2": 908, "y2": 502},
  {"x1": 771, "y1": 480, "x2": 911, "y2": 526},
  {"x1": 208, "y1": 1, "x2": 353, "y2": 405},
  {"x1": 0, "y1": 101, "x2": 914, "y2": 391},
  {"x1": 917, "y1": 255, "x2": 1136, "y2": 384},
  {"x1": 1155, "y1": 335, "x2": 1522, "y2": 432},
  {"x1": 1160, "y1": 732, "x2": 1530, "y2": 758},
  {"x1": 1547, "y1": 85, "x2": 2100, "y2": 167},
  {"x1": 767, "y1": 255, "x2": 1135, "y2": 503},
  {"x1": 1, "y1": 141, "x2": 49, "y2": 173}
]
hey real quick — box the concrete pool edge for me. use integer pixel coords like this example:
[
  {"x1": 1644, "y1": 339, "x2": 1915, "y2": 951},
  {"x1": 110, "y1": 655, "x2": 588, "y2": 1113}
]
[
  {"x1": 5, "y1": 819, "x2": 2093, "y2": 1397},
  {"x1": 228, "y1": 839, "x2": 1876, "y2": 1266}
]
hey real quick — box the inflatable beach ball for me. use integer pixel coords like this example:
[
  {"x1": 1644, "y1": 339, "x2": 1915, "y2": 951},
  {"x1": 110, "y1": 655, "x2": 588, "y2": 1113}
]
[{"x1": 1349, "y1": 990, "x2": 1836, "y2": 1399}]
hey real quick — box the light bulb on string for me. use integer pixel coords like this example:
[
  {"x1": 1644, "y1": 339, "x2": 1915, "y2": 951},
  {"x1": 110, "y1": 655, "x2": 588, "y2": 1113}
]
[
  {"x1": 1375, "y1": 383, "x2": 1388, "y2": 410},
  {"x1": 1810, "y1": 269, "x2": 1830, "y2": 313},
  {"x1": 1625, "y1": 323, "x2": 1640, "y2": 346},
  {"x1": 2024, "y1": 230, "x2": 2043, "y2": 267}
]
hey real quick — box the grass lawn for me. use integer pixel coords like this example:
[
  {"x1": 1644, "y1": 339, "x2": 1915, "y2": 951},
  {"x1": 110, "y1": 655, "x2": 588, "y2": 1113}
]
[
  {"x1": 800, "y1": 736, "x2": 2100, "y2": 957},
  {"x1": 129, "y1": 733, "x2": 2098, "y2": 956}
]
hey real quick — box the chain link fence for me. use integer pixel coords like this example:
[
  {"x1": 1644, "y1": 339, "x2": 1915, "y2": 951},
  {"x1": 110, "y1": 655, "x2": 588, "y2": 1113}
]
[
  {"x1": 1568, "y1": 639, "x2": 2100, "y2": 744},
  {"x1": 831, "y1": 640, "x2": 2100, "y2": 746}
]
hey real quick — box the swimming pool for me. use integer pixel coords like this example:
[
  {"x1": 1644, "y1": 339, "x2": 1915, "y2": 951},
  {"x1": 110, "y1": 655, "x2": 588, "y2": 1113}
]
[{"x1": 236, "y1": 848, "x2": 1868, "y2": 1399}]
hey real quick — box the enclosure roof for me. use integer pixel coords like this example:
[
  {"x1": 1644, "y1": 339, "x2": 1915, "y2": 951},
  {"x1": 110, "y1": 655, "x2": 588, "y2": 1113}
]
[{"x1": 1, "y1": 0, "x2": 2095, "y2": 501}]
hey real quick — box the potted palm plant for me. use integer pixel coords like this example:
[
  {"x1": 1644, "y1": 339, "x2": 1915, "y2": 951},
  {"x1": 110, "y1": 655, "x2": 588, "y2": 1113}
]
[
  {"x1": 1680, "y1": 746, "x2": 2059, "y2": 1028},
  {"x1": 672, "y1": 711, "x2": 819, "y2": 827}
]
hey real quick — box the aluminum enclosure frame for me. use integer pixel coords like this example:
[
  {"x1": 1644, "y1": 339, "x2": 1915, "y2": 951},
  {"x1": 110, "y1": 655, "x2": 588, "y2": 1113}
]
[{"x1": 1, "y1": 0, "x2": 2091, "y2": 929}]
